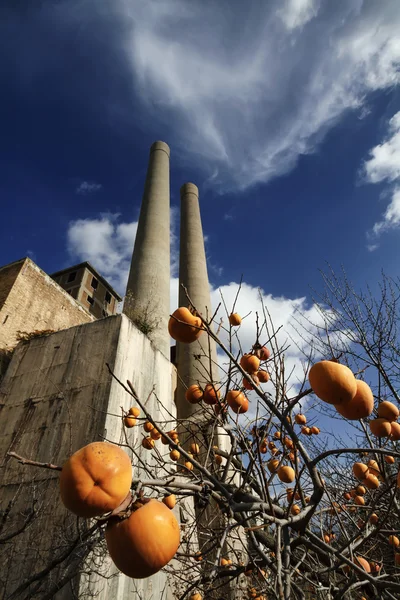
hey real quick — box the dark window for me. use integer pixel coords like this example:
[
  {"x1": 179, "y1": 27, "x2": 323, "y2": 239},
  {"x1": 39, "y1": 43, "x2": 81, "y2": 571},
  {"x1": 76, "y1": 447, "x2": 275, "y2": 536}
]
[
  {"x1": 67, "y1": 271, "x2": 76, "y2": 283},
  {"x1": 91, "y1": 276, "x2": 98, "y2": 290},
  {"x1": 105, "y1": 291, "x2": 112, "y2": 304},
  {"x1": 87, "y1": 295, "x2": 94, "y2": 305}
]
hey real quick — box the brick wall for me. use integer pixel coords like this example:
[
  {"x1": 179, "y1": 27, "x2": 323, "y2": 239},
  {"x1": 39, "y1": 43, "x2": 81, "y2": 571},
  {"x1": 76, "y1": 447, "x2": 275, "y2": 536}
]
[{"x1": 0, "y1": 258, "x2": 95, "y2": 350}]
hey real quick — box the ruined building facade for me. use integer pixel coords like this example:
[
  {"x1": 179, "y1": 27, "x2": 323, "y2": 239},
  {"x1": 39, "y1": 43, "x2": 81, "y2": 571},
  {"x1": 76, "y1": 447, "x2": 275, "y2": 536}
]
[
  {"x1": 51, "y1": 262, "x2": 122, "y2": 319},
  {"x1": 0, "y1": 141, "x2": 231, "y2": 599}
]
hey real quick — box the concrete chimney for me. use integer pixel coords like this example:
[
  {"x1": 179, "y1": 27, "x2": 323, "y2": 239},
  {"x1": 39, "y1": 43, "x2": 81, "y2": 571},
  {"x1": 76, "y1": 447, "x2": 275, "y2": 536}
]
[
  {"x1": 123, "y1": 141, "x2": 170, "y2": 358},
  {"x1": 176, "y1": 183, "x2": 219, "y2": 420}
]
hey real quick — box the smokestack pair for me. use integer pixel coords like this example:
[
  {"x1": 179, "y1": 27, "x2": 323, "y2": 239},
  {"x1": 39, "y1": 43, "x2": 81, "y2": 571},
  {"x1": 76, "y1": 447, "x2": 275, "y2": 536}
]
[{"x1": 123, "y1": 141, "x2": 218, "y2": 416}]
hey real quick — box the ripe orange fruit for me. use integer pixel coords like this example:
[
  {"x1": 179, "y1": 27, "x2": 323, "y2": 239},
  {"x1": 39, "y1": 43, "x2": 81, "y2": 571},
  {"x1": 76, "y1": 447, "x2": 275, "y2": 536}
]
[
  {"x1": 168, "y1": 307, "x2": 203, "y2": 344},
  {"x1": 369, "y1": 513, "x2": 379, "y2": 525},
  {"x1": 240, "y1": 354, "x2": 260, "y2": 374},
  {"x1": 142, "y1": 437, "x2": 155, "y2": 450},
  {"x1": 229, "y1": 313, "x2": 242, "y2": 326},
  {"x1": 254, "y1": 346, "x2": 271, "y2": 360},
  {"x1": 308, "y1": 361, "x2": 356, "y2": 405},
  {"x1": 226, "y1": 390, "x2": 249, "y2": 414},
  {"x1": 189, "y1": 443, "x2": 200, "y2": 455},
  {"x1": 150, "y1": 428, "x2": 161, "y2": 440},
  {"x1": 369, "y1": 418, "x2": 392, "y2": 437},
  {"x1": 170, "y1": 449, "x2": 180, "y2": 461},
  {"x1": 353, "y1": 556, "x2": 371, "y2": 573},
  {"x1": 257, "y1": 370, "x2": 270, "y2": 383},
  {"x1": 377, "y1": 401, "x2": 399, "y2": 421},
  {"x1": 267, "y1": 459, "x2": 280, "y2": 473},
  {"x1": 59, "y1": 442, "x2": 132, "y2": 518},
  {"x1": 295, "y1": 414, "x2": 307, "y2": 425},
  {"x1": 334, "y1": 380, "x2": 374, "y2": 420},
  {"x1": 162, "y1": 494, "x2": 176, "y2": 509},
  {"x1": 277, "y1": 465, "x2": 295, "y2": 483},
  {"x1": 243, "y1": 375, "x2": 259, "y2": 390},
  {"x1": 185, "y1": 385, "x2": 203, "y2": 404},
  {"x1": 391, "y1": 422, "x2": 400, "y2": 440},
  {"x1": 362, "y1": 474, "x2": 380, "y2": 490},
  {"x1": 105, "y1": 499, "x2": 180, "y2": 578},
  {"x1": 124, "y1": 415, "x2": 137, "y2": 428},
  {"x1": 203, "y1": 383, "x2": 221, "y2": 405}
]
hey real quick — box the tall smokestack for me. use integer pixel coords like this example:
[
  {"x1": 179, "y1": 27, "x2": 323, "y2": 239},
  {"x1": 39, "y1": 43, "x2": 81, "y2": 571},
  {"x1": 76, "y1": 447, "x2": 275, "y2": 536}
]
[
  {"x1": 123, "y1": 141, "x2": 170, "y2": 358},
  {"x1": 176, "y1": 183, "x2": 218, "y2": 420},
  {"x1": 176, "y1": 185, "x2": 238, "y2": 595}
]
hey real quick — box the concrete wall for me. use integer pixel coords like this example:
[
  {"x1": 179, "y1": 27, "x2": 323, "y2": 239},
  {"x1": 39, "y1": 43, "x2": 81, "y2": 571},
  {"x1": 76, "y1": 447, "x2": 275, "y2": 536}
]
[
  {"x1": 0, "y1": 314, "x2": 176, "y2": 600},
  {"x1": 0, "y1": 258, "x2": 94, "y2": 351}
]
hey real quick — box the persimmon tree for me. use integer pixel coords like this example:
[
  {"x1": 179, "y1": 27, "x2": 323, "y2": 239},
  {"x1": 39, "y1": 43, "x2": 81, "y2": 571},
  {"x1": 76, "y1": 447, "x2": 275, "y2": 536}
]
[{"x1": 5, "y1": 270, "x2": 400, "y2": 600}]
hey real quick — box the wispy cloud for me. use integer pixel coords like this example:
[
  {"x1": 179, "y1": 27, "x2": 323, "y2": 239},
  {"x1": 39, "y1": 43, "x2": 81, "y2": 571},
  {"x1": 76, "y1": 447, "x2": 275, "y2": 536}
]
[
  {"x1": 362, "y1": 112, "x2": 400, "y2": 246},
  {"x1": 278, "y1": 0, "x2": 320, "y2": 31},
  {"x1": 26, "y1": 249, "x2": 37, "y2": 262},
  {"x1": 9, "y1": 1, "x2": 400, "y2": 191},
  {"x1": 76, "y1": 181, "x2": 102, "y2": 195},
  {"x1": 117, "y1": 0, "x2": 400, "y2": 190}
]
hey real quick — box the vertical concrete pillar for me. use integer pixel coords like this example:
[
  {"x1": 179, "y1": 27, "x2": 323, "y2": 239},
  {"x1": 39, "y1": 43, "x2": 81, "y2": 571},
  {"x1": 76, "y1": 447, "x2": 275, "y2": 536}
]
[
  {"x1": 123, "y1": 141, "x2": 170, "y2": 359},
  {"x1": 176, "y1": 186, "x2": 238, "y2": 599},
  {"x1": 176, "y1": 183, "x2": 219, "y2": 421}
]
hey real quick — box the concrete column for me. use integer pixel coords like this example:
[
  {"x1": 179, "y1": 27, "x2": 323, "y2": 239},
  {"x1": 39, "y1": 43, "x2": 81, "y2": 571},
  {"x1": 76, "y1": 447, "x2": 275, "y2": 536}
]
[
  {"x1": 176, "y1": 183, "x2": 219, "y2": 421},
  {"x1": 176, "y1": 185, "x2": 238, "y2": 600},
  {"x1": 123, "y1": 141, "x2": 170, "y2": 359}
]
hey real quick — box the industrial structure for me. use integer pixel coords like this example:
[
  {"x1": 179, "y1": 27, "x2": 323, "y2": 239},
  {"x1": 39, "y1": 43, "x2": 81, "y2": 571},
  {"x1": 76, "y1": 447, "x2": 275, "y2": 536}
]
[
  {"x1": 51, "y1": 261, "x2": 122, "y2": 319},
  {"x1": 0, "y1": 141, "x2": 232, "y2": 599}
]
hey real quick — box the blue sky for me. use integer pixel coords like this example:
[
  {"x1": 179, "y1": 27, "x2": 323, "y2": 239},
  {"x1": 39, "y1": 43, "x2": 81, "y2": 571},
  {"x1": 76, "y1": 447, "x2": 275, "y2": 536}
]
[{"x1": 1, "y1": 0, "x2": 400, "y2": 395}]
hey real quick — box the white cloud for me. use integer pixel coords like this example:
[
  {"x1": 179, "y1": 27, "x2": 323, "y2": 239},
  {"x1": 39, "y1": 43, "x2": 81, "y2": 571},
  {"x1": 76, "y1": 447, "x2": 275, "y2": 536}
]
[
  {"x1": 67, "y1": 209, "x2": 180, "y2": 296},
  {"x1": 114, "y1": 0, "x2": 400, "y2": 190},
  {"x1": 370, "y1": 186, "x2": 400, "y2": 238},
  {"x1": 210, "y1": 282, "x2": 324, "y2": 385},
  {"x1": 9, "y1": 1, "x2": 400, "y2": 191},
  {"x1": 278, "y1": 0, "x2": 320, "y2": 30},
  {"x1": 76, "y1": 181, "x2": 103, "y2": 195},
  {"x1": 363, "y1": 112, "x2": 400, "y2": 243},
  {"x1": 363, "y1": 112, "x2": 400, "y2": 184},
  {"x1": 67, "y1": 214, "x2": 137, "y2": 293}
]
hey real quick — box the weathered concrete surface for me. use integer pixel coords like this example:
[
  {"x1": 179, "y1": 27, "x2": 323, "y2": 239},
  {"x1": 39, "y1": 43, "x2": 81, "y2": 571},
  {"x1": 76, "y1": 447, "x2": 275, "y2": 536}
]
[
  {"x1": 0, "y1": 257, "x2": 94, "y2": 351},
  {"x1": 123, "y1": 141, "x2": 171, "y2": 360},
  {"x1": 175, "y1": 183, "x2": 219, "y2": 421},
  {"x1": 0, "y1": 314, "x2": 176, "y2": 600},
  {"x1": 174, "y1": 185, "x2": 247, "y2": 598}
]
